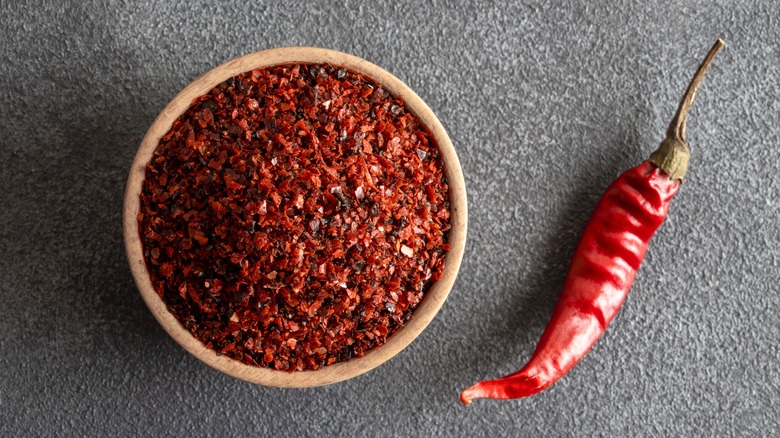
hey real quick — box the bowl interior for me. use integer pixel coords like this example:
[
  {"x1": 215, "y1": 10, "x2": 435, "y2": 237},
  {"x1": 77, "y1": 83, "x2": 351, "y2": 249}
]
[{"x1": 123, "y1": 47, "x2": 467, "y2": 387}]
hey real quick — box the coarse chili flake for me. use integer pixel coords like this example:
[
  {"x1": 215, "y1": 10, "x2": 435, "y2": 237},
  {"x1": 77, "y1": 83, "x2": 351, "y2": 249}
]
[{"x1": 138, "y1": 63, "x2": 451, "y2": 371}]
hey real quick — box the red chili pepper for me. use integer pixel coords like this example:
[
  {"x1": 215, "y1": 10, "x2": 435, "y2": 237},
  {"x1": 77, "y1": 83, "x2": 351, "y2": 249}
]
[{"x1": 461, "y1": 39, "x2": 725, "y2": 404}]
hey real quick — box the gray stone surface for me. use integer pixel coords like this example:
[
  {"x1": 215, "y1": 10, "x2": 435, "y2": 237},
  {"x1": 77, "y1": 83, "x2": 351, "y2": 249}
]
[{"x1": 1, "y1": 0, "x2": 778, "y2": 436}]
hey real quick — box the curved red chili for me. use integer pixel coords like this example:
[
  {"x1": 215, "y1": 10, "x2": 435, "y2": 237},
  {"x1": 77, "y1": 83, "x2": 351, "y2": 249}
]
[{"x1": 461, "y1": 39, "x2": 724, "y2": 404}]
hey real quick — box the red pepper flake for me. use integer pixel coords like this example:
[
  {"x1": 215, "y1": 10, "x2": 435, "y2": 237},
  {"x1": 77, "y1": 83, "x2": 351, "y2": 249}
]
[{"x1": 138, "y1": 63, "x2": 451, "y2": 371}]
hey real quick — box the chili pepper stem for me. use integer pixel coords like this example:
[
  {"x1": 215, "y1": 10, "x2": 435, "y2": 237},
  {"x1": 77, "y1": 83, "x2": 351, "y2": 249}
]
[{"x1": 648, "y1": 39, "x2": 725, "y2": 181}]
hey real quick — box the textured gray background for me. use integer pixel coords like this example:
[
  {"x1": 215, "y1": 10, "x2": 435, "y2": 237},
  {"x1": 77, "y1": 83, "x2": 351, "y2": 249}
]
[{"x1": 1, "y1": 0, "x2": 778, "y2": 436}]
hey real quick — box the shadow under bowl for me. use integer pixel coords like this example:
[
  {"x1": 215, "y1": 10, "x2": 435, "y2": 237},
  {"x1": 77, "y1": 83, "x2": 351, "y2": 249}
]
[{"x1": 123, "y1": 47, "x2": 467, "y2": 387}]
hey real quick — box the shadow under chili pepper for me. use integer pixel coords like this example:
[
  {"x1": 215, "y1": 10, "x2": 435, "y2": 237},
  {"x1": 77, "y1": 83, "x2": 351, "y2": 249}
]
[
  {"x1": 496, "y1": 179, "x2": 601, "y2": 348},
  {"x1": 456, "y1": 128, "x2": 645, "y2": 381}
]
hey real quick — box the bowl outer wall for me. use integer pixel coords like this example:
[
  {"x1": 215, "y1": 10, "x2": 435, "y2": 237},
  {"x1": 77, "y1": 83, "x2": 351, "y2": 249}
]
[{"x1": 123, "y1": 47, "x2": 467, "y2": 387}]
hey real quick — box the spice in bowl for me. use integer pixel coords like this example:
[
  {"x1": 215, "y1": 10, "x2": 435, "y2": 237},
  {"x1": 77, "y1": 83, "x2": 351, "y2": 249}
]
[{"x1": 138, "y1": 63, "x2": 451, "y2": 371}]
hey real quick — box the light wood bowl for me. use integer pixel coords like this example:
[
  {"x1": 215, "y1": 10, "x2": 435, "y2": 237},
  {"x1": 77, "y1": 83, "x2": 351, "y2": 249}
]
[{"x1": 123, "y1": 47, "x2": 467, "y2": 387}]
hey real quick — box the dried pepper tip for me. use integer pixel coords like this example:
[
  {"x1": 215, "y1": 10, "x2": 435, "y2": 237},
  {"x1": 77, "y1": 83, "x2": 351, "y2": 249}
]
[
  {"x1": 460, "y1": 382, "x2": 489, "y2": 405},
  {"x1": 648, "y1": 39, "x2": 725, "y2": 181}
]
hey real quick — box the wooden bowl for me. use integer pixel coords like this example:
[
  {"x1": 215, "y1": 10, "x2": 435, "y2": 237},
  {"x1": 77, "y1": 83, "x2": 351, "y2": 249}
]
[{"x1": 123, "y1": 47, "x2": 467, "y2": 387}]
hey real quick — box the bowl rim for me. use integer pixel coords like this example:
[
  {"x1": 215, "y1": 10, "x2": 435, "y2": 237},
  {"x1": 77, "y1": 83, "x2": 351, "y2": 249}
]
[{"x1": 123, "y1": 46, "x2": 467, "y2": 387}]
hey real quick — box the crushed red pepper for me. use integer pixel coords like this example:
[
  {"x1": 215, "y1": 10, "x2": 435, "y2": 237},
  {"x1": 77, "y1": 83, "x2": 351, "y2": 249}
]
[{"x1": 138, "y1": 63, "x2": 451, "y2": 371}]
